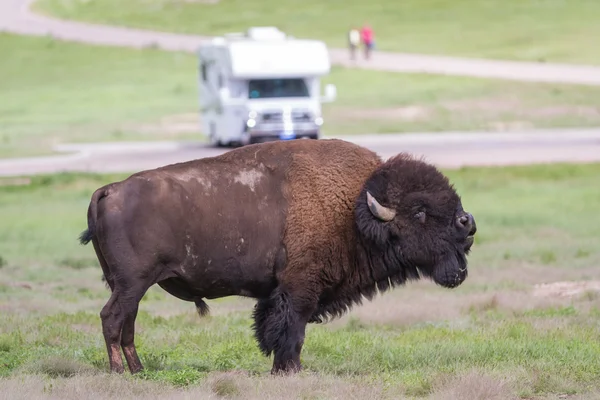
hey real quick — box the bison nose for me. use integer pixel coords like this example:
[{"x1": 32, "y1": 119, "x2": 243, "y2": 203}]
[{"x1": 457, "y1": 213, "x2": 476, "y2": 235}]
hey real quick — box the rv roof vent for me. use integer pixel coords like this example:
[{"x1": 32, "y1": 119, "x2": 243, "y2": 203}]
[{"x1": 246, "y1": 27, "x2": 286, "y2": 41}]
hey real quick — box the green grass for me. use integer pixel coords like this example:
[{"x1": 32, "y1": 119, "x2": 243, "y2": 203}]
[
  {"x1": 4, "y1": 33, "x2": 600, "y2": 159},
  {"x1": 35, "y1": 0, "x2": 600, "y2": 65},
  {"x1": 1, "y1": 164, "x2": 600, "y2": 398},
  {"x1": 0, "y1": 33, "x2": 200, "y2": 158},
  {"x1": 321, "y1": 67, "x2": 600, "y2": 135}
]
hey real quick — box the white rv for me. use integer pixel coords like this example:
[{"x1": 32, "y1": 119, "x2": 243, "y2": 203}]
[{"x1": 197, "y1": 27, "x2": 337, "y2": 147}]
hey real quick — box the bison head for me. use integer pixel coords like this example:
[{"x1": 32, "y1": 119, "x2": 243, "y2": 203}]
[{"x1": 355, "y1": 153, "x2": 476, "y2": 289}]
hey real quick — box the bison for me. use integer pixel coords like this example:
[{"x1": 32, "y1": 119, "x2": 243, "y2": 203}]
[{"x1": 78, "y1": 138, "x2": 476, "y2": 375}]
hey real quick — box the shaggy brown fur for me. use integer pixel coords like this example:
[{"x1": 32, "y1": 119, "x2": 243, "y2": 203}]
[{"x1": 79, "y1": 138, "x2": 476, "y2": 375}]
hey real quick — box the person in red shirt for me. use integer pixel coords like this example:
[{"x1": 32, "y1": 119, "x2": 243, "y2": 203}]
[{"x1": 360, "y1": 24, "x2": 374, "y2": 60}]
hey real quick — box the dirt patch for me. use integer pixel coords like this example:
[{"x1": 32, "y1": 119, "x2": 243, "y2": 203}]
[
  {"x1": 176, "y1": 0, "x2": 220, "y2": 3},
  {"x1": 466, "y1": 264, "x2": 599, "y2": 288},
  {"x1": 325, "y1": 284, "x2": 572, "y2": 328},
  {"x1": 0, "y1": 371, "x2": 390, "y2": 400},
  {"x1": 532, "y1": 280, "x2": 600, "y2": 298},
  {"x1": 486, "y1": 121, "x2": 535, "y2": 131},
  {"x1": 442, "y1": 97, "x2": 599, "y2": 118},
  {"x1": 0, "y1": 178, "x2": 32, "y2": 187},
  {"x1": 443, "y1": 97, "x2": 522, "y2": 114},
  {"x1": 486, "y1": 104, "x2": 600, "y2": 131},
  {"x1": 529, "y1": 105, "x2": 600, "y2": 118},
  {"x1": 442, "y1": 97, "x2": 600, "y2": 131},
  {"x1": 332, "y1": 106, "x2": 430, "y2": 121},
  {"x1": 431, "y1": 370, "x2": 515, "y2": 400},
  {"x1": 6, "y1": 282, "x2": 33, "y2": 290},
  {"x1": 125, "y1": 113, "x2": 201, "y2": 136},
  {"x1": 317, "y1": 266, "x2": 600, "y2": 328}
]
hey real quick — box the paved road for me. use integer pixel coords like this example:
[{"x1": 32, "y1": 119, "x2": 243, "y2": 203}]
[
  {"x1": 2, "y1": 0, "x2": 600, "y2": 177},
  {"x1": 3, "y1": 129, "x2": 600, "y2": 177},
  {"x1": 4, "y1": 0, "x2": 600, "y2": 85}
]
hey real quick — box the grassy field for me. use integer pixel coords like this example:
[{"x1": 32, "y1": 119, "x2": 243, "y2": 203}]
[
  {"x1": 34, "y1": 0, "x2": 600, "y2": 65},
  {"x1": 321, "y1": 67, "x2": 600, "y2": 137},
  {"x1": 1, "y1": 164, "x2": 600, "y2": 399},
  {"x1": 0, "y1": 33, "x2": 199, "y2": 158},
  {"x1": 4, "y1": 33, "x2": 600, "y2": 159}
]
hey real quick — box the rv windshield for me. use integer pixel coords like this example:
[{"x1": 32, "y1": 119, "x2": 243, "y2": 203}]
[{"x1": 248, "y1": 78, "x2": 309, "y2": 99}]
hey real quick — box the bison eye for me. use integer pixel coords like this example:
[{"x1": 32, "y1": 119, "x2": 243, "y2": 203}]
[{"x1": 414, "y1": 211, "x2": 426, "y2": 223}]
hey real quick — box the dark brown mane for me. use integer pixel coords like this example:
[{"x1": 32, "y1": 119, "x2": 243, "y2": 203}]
[
  {"x1": 308, "y1": 153, "x2": 454, "y2": 324},
  {"x1": 308, "y1": 240, "x2": 421, "y2": 324}
]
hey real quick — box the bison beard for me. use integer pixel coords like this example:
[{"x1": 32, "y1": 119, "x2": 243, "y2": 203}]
[{"x1": 78, "y1": 139, "x2": 476, "y2": 376}]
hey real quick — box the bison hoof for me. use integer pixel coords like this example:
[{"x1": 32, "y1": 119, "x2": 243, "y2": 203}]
[
  {"x1": 109, "y1": 365, "x2": 125, "y2": 374},
  {"x1": 271, "y1": 361, "x2": 302, "y2": 376},
  {"x1": 129, "y1": 365, "x2": 144, "y2": 375}
]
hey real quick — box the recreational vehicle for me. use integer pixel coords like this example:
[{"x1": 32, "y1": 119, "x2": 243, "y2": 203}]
[{"x1": 197, "y1": 27, "x2": 337, "y2": 147}]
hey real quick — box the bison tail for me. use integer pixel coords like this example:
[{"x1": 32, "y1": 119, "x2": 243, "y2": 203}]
[
  {"x1": 78, "y1": 229, "x2": 94, "y2": 245},
  {"x1": 78, "y1": 186, "x2": 109, "y2": 246}
]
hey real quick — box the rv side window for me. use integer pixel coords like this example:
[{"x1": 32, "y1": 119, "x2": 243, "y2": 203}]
[
  {"x1": 200, "y1": 63, "x2": 207, "y2": 82},
  {"x1": 248, "y1": 78, "x2": 310, "y2": 99}
]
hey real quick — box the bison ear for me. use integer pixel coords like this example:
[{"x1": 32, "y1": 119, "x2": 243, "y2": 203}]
[{"x1": 366, "y1": 191, "x2": 396, "y2": 222}]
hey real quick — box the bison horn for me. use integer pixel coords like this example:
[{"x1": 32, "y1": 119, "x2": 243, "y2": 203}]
[{"x1": 366, "y1": 191, "x2": 396, "y2": 221}]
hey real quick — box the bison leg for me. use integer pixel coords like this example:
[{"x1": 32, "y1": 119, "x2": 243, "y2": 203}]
[
  {"x1": 100, "y1": 285, "x2": 147, "y2": 374},
  {"x1": 100, "y1": 291, "x2": 125, "y2": 374},
  {"x1": 120, "y1": 304, "x2": 143, "y2": 374},
  {"x1": 272, "y1": 318, "x2": 307, "y2": 375},
  {"x1": 252, "y1": 286, "x2": 316, "y2": 375}
]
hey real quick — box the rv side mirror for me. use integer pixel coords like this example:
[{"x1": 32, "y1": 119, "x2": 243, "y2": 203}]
[
  {"x1": 218, "y1": 87, "x2": 231, "y2": 103},
  {"x1": 322, "y1": 84, "x2": 337, "y2": 103},
  {"x1": 218, "y1": 86, "x2": 244, "y2": 106}
]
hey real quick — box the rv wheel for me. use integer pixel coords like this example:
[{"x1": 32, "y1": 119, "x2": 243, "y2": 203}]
[
  {"x1": 209, "y1": 133, "x2": 225, "y2": 148},
  {"x1": 240, "y1": 132, "x2": 251, "y2": 146}
]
